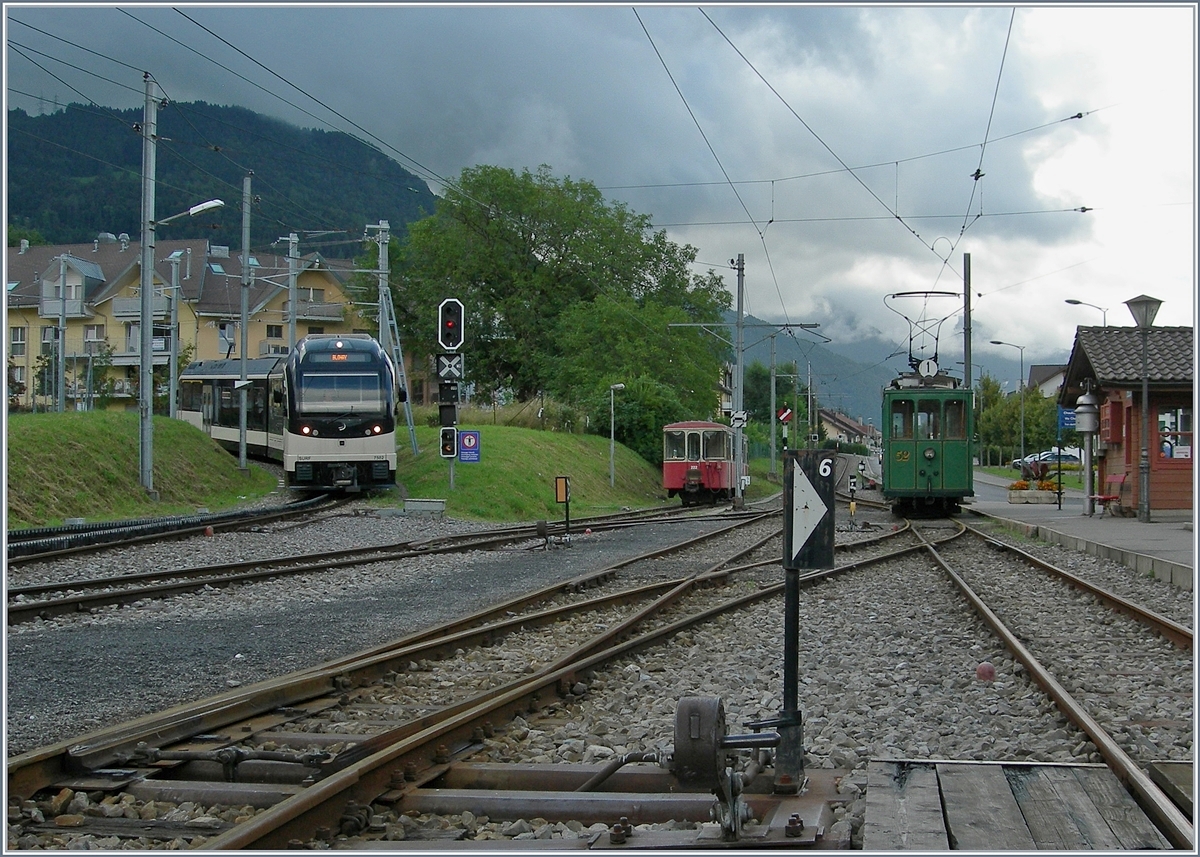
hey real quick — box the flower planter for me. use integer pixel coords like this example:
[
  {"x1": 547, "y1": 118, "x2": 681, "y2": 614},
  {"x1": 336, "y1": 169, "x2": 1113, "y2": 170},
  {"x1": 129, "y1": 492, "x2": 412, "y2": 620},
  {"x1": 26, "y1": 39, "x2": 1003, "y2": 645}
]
[{"x1": 1007, "y1": 490, "x2": 1058, "y2": 504}]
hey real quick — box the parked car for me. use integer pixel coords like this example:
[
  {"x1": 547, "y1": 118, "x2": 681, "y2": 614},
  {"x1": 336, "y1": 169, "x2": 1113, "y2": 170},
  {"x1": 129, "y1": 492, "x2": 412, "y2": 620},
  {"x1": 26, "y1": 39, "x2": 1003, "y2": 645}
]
[{"x1": 1010, "y1": 449, "x2": 1081, "y2": 469}]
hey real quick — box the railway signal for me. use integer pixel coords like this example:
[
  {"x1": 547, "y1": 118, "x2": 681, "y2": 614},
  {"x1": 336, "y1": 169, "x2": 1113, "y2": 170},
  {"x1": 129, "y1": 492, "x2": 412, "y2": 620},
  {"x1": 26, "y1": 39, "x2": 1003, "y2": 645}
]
[
  {"x1": 438, "y1": 298, "x2": 465, "y2": 351},
  {"x1": 439, "y1": 427, "x2": 458, "y2": 459}
]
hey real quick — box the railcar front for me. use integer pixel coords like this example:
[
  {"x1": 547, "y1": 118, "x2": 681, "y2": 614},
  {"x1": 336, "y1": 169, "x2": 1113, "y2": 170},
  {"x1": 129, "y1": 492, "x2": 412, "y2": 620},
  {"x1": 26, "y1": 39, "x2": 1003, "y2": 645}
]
[
  {"x1": 881, "y1": 377, "x2": 974, "y2": 515},
  {"x1": 283, "y1": 335, "x2": 397, "y2": 491},
  {"x1": 663, "y1": 421, "x2": 736, "y2": 506}
]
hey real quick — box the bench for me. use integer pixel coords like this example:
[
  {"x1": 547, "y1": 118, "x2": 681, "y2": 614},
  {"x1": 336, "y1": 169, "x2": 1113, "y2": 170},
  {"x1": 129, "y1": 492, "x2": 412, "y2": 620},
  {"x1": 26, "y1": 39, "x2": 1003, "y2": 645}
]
[{"x1": 1090, "y1": 473, "x2": 1128, "y2": 517}]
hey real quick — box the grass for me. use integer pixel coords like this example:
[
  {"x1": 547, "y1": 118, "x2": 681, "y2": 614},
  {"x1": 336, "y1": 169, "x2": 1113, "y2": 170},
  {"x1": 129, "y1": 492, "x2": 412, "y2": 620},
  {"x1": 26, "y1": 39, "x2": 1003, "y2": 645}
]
[
  {"x1": 7, "y1": 410, "x2": 781, "y2": 528},
  {"x1": 6, "y1": 411, "x2": 278, "y2": 529}
]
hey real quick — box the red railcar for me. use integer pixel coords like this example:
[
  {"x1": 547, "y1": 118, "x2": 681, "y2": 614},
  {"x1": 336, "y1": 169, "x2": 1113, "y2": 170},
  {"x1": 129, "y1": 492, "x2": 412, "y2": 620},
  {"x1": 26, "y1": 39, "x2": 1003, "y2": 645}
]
[{"x1": 662, "y1": 421, "x2": 742, "y2": 505}]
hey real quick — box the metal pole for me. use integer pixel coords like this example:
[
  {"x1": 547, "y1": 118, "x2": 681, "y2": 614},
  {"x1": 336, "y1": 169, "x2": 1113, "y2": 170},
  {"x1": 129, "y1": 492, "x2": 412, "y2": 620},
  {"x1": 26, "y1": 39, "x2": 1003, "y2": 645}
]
[
  {"x1": 1019, "y1": 347, "x2": 1025, "y2": 462},
  {"x1": 238, "y1": 172, "x2": 252, "y2": 472},
  {"x1": 138, "y1": 73, "x2": 158, "y2": 496},
  {"x1": 287, "y1": 232, "x2": 298, "y2": 351},
  {"x1": 168, "y1": 257, "x2": 180, "y2": 419},
  {"x1": 1138, "y1": 327, "x2": 1151, "y2": 522},
  {"x1": 57, "y1": 255, "x2": 66, "y2": 412},
  {"x1": 610, "y1": 387, "x2": 616, "y2": 488},
  {"x1": 734, "y1": 254, "x2": 744, "y2": 505},
  {"x1": 769, "y1": 334, "x2": 777, "y2": 478}
]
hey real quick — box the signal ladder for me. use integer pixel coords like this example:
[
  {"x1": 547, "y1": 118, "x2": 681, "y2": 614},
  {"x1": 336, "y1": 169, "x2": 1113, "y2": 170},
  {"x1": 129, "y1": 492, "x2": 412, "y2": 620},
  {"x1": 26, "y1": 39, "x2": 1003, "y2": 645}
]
[{"x1": 368, "y1": 221, "x2": 419, "y2": 455}]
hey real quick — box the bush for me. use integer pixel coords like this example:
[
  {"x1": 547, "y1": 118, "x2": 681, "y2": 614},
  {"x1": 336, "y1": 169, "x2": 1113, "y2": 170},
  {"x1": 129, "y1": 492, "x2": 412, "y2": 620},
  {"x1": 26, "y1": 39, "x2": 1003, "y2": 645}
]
[{"x1": 1008, "y1": 480, "x2": 1029, "y2": 490}]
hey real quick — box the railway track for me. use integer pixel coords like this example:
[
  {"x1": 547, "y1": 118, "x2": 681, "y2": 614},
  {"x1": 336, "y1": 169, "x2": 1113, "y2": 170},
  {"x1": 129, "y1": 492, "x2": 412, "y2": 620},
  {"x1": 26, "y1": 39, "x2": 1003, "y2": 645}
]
[
  {"x1": 909, "y1": 521, "x2": 1192, "y2": 848},
  {"x1": 6, "y1": 505, "x2": 760, "y2": 626},
  {"x1": 7, "y1": 508, "x2": 1190, "y2": 849}
]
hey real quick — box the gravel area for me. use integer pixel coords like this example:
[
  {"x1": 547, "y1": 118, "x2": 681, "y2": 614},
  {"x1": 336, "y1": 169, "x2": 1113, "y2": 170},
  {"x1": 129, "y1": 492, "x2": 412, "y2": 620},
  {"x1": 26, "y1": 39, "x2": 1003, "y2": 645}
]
[
  {"x1": 5, "y1": 498, "x2": 1192, "y2": 850},
  {"x1": 5, "y1": 504, "x2": 752, "y2": 757}
]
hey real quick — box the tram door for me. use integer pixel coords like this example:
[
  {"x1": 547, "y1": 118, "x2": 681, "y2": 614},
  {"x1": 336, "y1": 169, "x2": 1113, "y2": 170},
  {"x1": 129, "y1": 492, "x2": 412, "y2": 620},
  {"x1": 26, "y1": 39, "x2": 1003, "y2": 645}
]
[{"x1": 201, "y1": 384, "x2": 214, "y2": 433}]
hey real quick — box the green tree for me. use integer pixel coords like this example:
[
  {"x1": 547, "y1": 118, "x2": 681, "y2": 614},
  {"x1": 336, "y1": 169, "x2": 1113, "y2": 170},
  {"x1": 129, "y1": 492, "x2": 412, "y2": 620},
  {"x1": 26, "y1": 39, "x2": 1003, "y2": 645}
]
[
  {"x1": 7, "y1": 223, "x2": 46, "y2": 247},
  {"x1": 384, "y1": 164, "x2": 730, "y2": 404}
]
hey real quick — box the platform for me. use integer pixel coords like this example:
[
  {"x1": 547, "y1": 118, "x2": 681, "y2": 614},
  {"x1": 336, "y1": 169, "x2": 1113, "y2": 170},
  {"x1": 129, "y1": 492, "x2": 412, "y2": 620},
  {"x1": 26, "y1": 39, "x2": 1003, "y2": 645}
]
[{"x1": 864, "y1": 760, "x2": 1178, "y2": 850}]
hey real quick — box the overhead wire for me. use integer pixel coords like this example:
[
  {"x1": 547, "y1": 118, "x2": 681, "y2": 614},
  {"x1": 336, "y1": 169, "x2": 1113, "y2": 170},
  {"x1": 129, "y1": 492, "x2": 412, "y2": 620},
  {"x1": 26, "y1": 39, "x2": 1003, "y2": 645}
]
[{"x1": 633, "y1": 7, "x2": 792, "y2": 327}]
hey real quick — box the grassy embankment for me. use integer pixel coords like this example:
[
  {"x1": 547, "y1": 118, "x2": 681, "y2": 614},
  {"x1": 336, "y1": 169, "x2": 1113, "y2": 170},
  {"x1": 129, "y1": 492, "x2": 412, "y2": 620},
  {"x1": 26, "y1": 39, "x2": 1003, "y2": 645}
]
[{"x1": 6, "y1": 410, "x2": 781, "y2": 528}]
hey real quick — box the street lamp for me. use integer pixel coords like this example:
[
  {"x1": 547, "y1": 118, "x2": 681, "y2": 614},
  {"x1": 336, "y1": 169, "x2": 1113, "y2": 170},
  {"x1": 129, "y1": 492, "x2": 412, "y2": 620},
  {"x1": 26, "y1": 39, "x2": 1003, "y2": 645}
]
[
  {"x1": 990, "y1": 340, "x2": 1026, "y2": 463},
  {"x1": 1125, "y1": 294, "x2": 1163, "y2": 523},
  {"x1": 1064, "y1": 299, "x2": 1109, "y2": 326},
  {"x1": 139, "y1": 199, "x2": 225, "y2": 495},
  {"x1": 609, "y1": 383, "x2": 625, "y2": 488}
]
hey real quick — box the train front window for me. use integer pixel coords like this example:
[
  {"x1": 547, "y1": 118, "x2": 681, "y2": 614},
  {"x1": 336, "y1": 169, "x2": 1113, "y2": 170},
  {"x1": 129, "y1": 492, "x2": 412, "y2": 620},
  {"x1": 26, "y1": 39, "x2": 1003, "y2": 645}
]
[
  {"x1": 687, "y1": 432, "x2": 701, "y2": 461},
  {"x1": 891, "y1": 400, "x2": 914, "y2": 438},
  {"x1": 703, "y1": 430, "x2": 730, "y2": 461},
  {"x1": 665, "y1": 431, "x2": 687, "y2": 461},
  {"x1": 917, "y1": 400, "x2": 941, "y2": 439},
  {"x1": 944, "y1": 399, "x2": 966, "y2": 439},
  {"x1": 297, "y1": 372, "x2": 384, "y2": 414}
]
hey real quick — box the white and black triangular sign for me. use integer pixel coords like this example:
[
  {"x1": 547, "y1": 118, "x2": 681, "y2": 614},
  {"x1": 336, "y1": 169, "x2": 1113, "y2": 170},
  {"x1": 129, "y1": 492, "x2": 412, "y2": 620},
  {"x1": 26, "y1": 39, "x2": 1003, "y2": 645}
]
[{"x1": 783, "y1": 450, "x2": 835, "y2": 569}]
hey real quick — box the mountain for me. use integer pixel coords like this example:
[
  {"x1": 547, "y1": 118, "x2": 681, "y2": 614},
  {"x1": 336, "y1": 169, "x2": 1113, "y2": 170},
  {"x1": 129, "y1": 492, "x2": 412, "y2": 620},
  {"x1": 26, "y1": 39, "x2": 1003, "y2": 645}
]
[
  {"x1": 7, "y1": 103, "x2": 438, "y2": 256},
  {"x1": 728, "y1": 312, "x2": 901, "y2": 425}
]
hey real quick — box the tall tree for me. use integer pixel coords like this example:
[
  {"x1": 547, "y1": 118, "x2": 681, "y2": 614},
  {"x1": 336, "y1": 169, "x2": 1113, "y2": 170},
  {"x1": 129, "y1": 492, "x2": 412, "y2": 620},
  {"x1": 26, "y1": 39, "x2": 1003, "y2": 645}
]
[{"x1": 388, "y1": 164, "x2": 730, "y2": 402}]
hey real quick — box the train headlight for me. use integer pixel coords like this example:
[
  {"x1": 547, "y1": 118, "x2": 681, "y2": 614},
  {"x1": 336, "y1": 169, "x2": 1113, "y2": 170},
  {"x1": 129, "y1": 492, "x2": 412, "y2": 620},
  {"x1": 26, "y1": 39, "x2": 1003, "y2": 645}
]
[
  {"x1": 301, "y1": 425, "x2": 312, "y2": 435},
  {"x1": 923, "y1": 447, "x2": 936, "y2": 460},
  {"x1": 372, "y1": 424, "x2": 382, "y2": 434}
]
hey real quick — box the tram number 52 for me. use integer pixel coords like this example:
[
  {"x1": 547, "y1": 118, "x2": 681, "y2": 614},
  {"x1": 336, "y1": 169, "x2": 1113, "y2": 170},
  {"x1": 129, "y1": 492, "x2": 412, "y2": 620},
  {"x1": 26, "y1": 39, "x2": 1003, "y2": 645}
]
[{"x1": 895, "y1": 450, "x2": 911, "y2": 462}]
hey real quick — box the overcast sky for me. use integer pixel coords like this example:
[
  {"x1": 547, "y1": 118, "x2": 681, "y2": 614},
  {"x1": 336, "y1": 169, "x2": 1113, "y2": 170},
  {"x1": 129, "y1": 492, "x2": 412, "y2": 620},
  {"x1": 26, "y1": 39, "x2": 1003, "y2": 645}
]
[{"x1": 5, "y1": 3, "x2": 1196, "y2": 383}]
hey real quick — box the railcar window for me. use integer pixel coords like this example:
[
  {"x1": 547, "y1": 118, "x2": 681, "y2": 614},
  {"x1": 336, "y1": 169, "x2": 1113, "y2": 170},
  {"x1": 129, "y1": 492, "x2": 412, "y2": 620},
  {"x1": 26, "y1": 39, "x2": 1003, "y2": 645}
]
[
  {"x1": 944, "y1": 399, "x2": 966, "y2": 439},
  {"x1": 703, "y1": 430, "x2": 730, "y2": 461},
  {"x1": 687, "y1": 432, "x2": 701, "y2": 461},
  {"x1": 891, "y1": 400, "x2": 914, "y2": 438},
  {"x1": 664, "y1": 431, "x2": 687, "y2": 461},
  {"x1": 917, "y1": 400, "x2": 940, "y2": 439},
  {"x1": 297, "y1": 372, "x2": 384, "y2": 413},
  {"x1": 181, "y1": 381, "x2": 203, "y2": 412}
]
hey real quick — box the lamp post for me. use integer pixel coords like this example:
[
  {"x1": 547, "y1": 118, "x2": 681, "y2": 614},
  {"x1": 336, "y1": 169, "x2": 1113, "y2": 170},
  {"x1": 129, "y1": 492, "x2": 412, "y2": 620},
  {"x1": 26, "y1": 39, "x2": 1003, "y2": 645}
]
[
  {"x1": 139, "y1": 198, "x2": 225, "y2": 495},
  {"x1": 1125, "y1": 294, "x2": 1163, "y2": 523},
  {"x1": 990, "y1": 340, "x2": 1026, "y2": 463},
  {"x1": 609, "y1": 383, "x2": 625, "y2": 488},
  {"x1": 1064, "y1": 299, "x2": 1109, "y2": 326}
]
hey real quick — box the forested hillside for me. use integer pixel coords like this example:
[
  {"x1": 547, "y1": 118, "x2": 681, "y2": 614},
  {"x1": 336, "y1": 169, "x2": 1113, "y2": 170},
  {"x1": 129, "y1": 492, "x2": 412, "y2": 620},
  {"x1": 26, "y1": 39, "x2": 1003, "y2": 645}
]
[{"x1": 7, "y1": 102, "x2": 437, "y2": 255}]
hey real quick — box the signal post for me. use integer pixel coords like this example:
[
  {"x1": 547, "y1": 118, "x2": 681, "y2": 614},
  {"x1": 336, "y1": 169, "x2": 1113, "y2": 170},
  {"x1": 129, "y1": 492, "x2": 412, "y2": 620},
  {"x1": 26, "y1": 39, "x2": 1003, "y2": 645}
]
[{"x1": 437, "y1": 298, "x2": 465, "y2": 489}]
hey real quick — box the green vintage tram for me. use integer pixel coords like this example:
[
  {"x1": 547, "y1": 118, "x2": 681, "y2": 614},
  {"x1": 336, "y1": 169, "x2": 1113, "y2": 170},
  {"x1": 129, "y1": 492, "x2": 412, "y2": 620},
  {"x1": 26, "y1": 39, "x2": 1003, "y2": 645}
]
[{"x1": 881, "y1": 366, "x2": 974, "y2": 515}]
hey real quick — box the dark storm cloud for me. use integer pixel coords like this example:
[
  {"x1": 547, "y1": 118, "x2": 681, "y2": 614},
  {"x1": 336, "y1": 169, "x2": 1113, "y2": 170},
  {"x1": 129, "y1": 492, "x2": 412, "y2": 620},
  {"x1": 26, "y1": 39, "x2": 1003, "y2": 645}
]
[{"x1": 6, "y1": 4, "x2": 1193, "y2": 359}]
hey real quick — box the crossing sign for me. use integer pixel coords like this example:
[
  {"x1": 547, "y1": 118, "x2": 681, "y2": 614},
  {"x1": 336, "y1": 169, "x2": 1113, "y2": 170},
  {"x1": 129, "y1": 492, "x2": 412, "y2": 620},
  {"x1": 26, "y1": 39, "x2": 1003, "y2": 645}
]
[{"x1": 783, "y1": 450, "x2": 835, "y2": 569}]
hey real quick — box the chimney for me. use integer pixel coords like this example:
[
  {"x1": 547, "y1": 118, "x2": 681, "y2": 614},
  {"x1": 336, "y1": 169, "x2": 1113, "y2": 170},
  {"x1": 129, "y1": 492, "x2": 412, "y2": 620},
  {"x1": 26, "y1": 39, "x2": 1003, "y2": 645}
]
[
  {"x1": 118, "y1": 233, "x2": 130, "y2": 251},
  {"x1": 93, "y1": 239, "x2": 99, "y2": 252},
  {"x1": 19, "y1": 239, "x2": 29, "y2": 254}
]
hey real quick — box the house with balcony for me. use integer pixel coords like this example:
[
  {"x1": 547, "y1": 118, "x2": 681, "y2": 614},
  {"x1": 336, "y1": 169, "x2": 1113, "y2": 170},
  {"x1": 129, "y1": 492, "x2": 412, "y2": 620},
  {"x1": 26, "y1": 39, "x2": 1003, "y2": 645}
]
[{"x1": 6, "y1": 235, "x2": 372, "y2": 412}]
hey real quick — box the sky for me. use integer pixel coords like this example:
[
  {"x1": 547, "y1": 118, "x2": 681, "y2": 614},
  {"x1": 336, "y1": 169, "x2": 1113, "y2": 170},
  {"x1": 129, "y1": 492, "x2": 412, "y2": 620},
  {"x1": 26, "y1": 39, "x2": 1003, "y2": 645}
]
[{"x1": 4, "y1": 3, "x2": 1197, "y2": 386}]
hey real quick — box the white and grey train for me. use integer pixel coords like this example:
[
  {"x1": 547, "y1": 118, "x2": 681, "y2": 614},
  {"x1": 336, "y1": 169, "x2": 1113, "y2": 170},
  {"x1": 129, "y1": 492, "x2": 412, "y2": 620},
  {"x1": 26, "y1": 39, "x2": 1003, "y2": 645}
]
[{"x1": 179, "y1": 334, "x2": 398, "y2": 491}]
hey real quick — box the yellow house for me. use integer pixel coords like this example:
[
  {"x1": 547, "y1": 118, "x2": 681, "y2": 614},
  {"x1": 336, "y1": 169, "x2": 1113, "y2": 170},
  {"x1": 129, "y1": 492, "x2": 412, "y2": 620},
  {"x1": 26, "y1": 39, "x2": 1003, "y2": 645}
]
[{"x1": 6, "y1": 235, "x2": 372, "y2": 412}]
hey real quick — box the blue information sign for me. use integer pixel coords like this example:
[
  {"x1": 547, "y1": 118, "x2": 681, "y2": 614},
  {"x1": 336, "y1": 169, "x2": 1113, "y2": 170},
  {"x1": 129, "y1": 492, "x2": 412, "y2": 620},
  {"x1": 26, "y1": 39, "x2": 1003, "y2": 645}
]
[
  {"x1": 458, "y1": 430, "x2": 481, "y2": 463},
  {"x1": 1058, "y1": 407, "x2": 1076, "y2": 430}
]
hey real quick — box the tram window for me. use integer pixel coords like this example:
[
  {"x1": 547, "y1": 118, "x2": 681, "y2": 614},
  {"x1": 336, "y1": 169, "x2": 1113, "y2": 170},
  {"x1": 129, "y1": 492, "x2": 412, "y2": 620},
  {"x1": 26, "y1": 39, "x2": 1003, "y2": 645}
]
[
  {"x1": 892, "y1": 400, "x2": 914, "y2": 438},
  {"x1": 703, "y1": 430, "x2": 730, "y2": 461},
  {"x1": 917, "y1": 400, "x2": 941, "y2": 440},
  {"x1": 181, "y1": 381, "x2": 203, "y2": 412},
  {"x1": 944, "y1": 399, "x2": 966, "y2": 439},
  {"x1": 687, "y1": 432, "x2": 701, "y2": 461},
  {"x1": 664, "y1": 431, "x2": 687, "y2": 461},
  {"x1": 297, "y1": 373, "x2": 383, "y2": 413}
]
